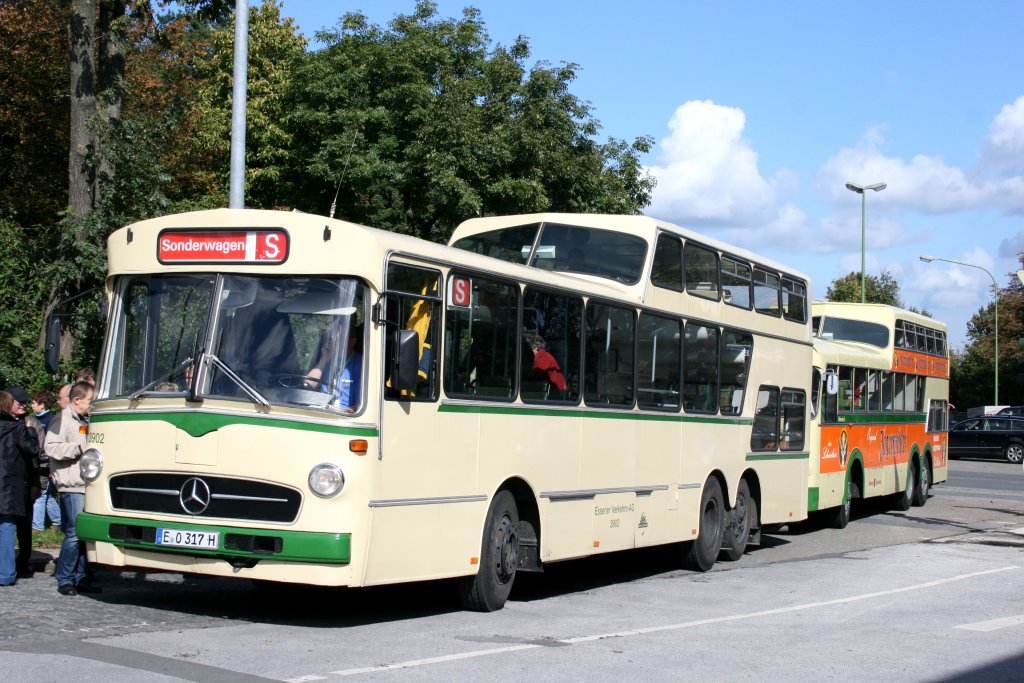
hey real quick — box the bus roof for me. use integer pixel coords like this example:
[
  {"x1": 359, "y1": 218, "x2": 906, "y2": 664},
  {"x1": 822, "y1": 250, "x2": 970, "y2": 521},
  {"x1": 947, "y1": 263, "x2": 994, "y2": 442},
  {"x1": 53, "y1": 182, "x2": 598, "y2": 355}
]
[
  {"x1": 450, "y1": 212, "x2": 811, "y2": 283},
  {"x1": 811, "y1": 301, "x2": 948, "y2": 333}
]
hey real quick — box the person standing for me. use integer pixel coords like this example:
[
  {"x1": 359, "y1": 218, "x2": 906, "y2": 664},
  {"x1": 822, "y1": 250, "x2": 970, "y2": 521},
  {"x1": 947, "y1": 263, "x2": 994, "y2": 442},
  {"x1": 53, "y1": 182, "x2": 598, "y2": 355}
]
[
  {"x1": 4, "y1": 386, "x2": 43, "y2": 578},
  {"x1": 30, "y1": 390, "x2": 60, "y2": 532},
  {"x1": 45, "y1": 382, "x2": 99, "y2": 596},
  {"x1": 0, "y1": 391, "x2": 41, "y2": 587}
]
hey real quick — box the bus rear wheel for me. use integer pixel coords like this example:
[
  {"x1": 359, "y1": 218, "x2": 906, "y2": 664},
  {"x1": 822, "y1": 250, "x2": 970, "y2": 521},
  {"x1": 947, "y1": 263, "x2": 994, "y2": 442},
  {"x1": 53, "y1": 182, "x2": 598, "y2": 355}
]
[
  {"x1": 893, "y1": 462, "x2": 915, "y2": 511},
  {"x1": 458, "y1": 490, "x2": 519, "y2": 612},
  {"x1": 720, "y1": 479, "x2": 754, "y2": 562},
  {"x1": 911, "y1": 460, "x2": 930, "y2": 507},
  {"x1": 682, "y1": 477, "x2": 725, "y2": 572}
]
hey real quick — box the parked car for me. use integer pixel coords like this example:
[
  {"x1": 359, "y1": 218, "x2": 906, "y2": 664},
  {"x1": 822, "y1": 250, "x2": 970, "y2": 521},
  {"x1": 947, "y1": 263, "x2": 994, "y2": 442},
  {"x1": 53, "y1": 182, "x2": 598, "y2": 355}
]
[
  {"x1": 996, "y1": 405, "x2": 1024, "y2": 416},
  {"x1": 948, "y1": 416, "x2": 1024, "y2": 463}
]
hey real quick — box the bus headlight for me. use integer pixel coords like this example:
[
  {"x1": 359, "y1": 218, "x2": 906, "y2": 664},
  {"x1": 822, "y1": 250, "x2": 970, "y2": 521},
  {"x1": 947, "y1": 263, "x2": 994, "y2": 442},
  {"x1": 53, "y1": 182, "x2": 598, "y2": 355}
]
[
  {"x1": 308, "y1": 463, "x2": 345, "y2": 498},
  {"x1": 79, "y1": 448, "x2": 103, "y2": 482}
]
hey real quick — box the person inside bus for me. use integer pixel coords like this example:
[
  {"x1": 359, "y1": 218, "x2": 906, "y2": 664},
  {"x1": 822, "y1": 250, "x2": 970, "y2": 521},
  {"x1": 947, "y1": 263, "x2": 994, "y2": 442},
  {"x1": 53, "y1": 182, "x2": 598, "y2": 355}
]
[
  {"x1": 305, "y1": 324, "x2": 363, "y2": 410},
  {"x1": 527, "y1": 333, "x2": 567, "y2": 395}
]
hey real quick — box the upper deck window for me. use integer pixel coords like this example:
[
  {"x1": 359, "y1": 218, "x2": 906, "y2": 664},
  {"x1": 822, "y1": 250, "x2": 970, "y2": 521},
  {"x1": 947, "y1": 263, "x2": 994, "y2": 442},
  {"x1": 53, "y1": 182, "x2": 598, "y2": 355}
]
[
  {"x1": 651, "y1": 234, "x2": 683, "y2": 291},
  {"x1": 453, "y1": 222, "x2": 647, "y2": 285},
  {"x1": 685, "y1": 242, "x2": 720, "y2": 300}
]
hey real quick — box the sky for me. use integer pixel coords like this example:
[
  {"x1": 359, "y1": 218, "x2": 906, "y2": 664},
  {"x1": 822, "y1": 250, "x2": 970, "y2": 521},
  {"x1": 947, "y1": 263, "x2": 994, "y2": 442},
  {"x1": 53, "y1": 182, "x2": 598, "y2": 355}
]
[{"x1": 269, "y1": 0, "x2": 1024, "y2": 349}]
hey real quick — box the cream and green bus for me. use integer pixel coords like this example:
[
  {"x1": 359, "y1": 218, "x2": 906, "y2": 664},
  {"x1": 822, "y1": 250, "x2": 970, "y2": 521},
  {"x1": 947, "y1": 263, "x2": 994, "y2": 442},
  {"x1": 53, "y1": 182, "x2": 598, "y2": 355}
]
[
  {"x1": 74, "y1": 209, "x2": 812, "y2": 611},
  {"x1": 809, "y1": 302, "x2": 950, "y2": 528}
]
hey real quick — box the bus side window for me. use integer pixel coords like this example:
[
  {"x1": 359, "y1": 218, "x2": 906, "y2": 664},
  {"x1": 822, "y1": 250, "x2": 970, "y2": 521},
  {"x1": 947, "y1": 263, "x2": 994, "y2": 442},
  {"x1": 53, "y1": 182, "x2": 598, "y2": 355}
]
[
  {"x1": 443, "y1": 274, "x2": 518, "y2": 400},
  {"x1": 751, "y1": 385, "x2": 779, "y2": 451},
  {"x1": 636, "y1": 313, "x2": 681, "y2": 411},
  {"x1": 683, "y1": 323, "x2": 719, "y2": 413},
  {"x1": 521, "y1": 287, "x2": 582, "y2": 403},
  {"x1": 584, "y1": 302, "x2": 635, "y2": 407},
  {"x1": 384, "y1": 263, "x2": 441, "y2": 402},
  {"x1": 720, "y1": 330, "x2": 752, "y2": 415},
  {"x1": 780, "y1": 388, "x2": 806, "y2": 451}
]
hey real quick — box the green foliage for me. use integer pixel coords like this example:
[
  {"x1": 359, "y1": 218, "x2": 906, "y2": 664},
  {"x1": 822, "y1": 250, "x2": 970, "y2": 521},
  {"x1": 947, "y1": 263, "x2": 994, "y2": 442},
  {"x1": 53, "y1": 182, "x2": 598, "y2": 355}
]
[
  {"x1": 2, "y1": 0, "x2": 655, "y2": 390},
  {"x1": 285, "y1": 1, "x2": 654, "y2": 241},
  {"x1": 953, "y1": 254, "x2": 1024, "y2": 408},
  {"x1": 825, "y1": 270, "x2": 904, "y2": 307}
]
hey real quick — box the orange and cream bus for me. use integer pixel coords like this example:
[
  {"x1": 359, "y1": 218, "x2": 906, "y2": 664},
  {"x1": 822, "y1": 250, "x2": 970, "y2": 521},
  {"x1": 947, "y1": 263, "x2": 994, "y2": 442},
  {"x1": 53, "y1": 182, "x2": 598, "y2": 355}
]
[
  {"x1": 808, "y1": 302, "x2": 950, "y2": 528},
  {"x1": 71, "y1": 209, "x2": 813, "y2": 611}
]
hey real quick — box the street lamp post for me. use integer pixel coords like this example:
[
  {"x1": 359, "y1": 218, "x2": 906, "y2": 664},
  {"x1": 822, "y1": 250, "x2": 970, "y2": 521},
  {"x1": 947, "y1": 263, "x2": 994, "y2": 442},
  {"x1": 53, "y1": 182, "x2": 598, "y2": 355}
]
[
  {"x1": 846, "y1": 182, "x2": 887, "y2": 303},
  {"x1": 920, "y1": 255, "x2": 999, "y2": 405}
]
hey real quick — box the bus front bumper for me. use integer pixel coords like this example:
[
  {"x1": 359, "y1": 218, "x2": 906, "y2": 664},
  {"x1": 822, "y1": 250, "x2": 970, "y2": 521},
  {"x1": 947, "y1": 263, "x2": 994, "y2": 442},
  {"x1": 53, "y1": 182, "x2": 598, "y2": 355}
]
[{"x1": 78, "y1": 512, "x2": 353, "y2": 585}]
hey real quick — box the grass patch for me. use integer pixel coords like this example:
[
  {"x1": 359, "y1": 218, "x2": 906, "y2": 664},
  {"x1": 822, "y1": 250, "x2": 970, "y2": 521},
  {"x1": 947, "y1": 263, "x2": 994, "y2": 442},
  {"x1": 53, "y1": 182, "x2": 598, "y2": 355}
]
[{"x1": 32, "y1": 527, "x2": 64, "y2": 549}]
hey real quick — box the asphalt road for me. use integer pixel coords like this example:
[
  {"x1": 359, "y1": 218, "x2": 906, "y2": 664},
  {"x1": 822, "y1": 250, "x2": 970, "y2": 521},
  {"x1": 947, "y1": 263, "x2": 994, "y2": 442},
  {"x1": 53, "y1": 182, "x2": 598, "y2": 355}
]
[{"x1": 2, "y1": 459, "x2": 1023, "y2": 682}]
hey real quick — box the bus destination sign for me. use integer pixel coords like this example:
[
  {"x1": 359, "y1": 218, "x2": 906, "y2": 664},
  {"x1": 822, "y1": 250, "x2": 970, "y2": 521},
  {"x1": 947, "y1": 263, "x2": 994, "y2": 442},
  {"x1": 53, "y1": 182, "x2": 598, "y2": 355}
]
[{"x1": 158, "y1": 229, "x2": 288, "y2": 264}]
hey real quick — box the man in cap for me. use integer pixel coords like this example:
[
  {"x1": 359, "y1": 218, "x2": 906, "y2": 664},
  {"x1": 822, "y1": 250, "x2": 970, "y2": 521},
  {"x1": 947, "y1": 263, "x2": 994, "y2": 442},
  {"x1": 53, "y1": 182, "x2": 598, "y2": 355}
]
[{"x1": 4, "y1": 386, "x2": 43, "y2": 578}]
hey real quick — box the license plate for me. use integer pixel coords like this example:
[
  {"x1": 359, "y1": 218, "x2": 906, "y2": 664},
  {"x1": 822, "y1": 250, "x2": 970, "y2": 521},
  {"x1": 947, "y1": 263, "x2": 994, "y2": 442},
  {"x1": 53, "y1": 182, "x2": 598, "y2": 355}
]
[{"x1": 155, "y1": 528, "x2": 219, "y2": 550}]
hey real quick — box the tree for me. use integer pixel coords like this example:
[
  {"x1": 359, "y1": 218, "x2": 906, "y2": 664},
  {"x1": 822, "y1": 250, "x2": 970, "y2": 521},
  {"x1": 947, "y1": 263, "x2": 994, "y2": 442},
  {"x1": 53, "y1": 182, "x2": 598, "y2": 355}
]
[
  {"x1": 284, "y1": 1, "x2": 654, "y2": 242},
  {"x1": 0, "y1": 0, "x2": 69, "y2": 227},
  {"x1": 951, "y1": 254, "x2": 1024, "y2": 409},
  {"x1": 826, "y1": 270, "x2": 904, "y2": 307}
]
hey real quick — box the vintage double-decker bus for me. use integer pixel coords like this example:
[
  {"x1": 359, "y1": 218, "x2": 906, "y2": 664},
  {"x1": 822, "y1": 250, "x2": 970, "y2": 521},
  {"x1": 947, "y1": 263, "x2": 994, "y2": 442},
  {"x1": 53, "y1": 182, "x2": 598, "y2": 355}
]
[{"x1": 808, "y1": 302, "x2": 950, "y2": 528}]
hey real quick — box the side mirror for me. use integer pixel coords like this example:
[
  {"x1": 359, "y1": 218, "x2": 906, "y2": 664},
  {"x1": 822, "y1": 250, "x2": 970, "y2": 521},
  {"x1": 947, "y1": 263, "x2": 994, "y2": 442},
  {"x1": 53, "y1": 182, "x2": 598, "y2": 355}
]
[
  {"x1": 391, "y1": 329, "x2": 420, "y2": 393},
  {"x1": 45, "y1": 315, "x2": 61, "y2": 374}
]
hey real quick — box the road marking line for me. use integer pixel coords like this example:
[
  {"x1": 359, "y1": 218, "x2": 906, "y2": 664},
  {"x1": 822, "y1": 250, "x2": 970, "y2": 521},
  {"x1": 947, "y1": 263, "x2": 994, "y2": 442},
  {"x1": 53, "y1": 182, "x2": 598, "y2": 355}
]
[
  {"x1": 318, "y1": 565, "x2": 1018, "y2": 678},
  {"x1": 956, "y1": 614, "x2": 1024, "y2": 632},
  {"x1": 326, "y1": 644, "x2": 540, "y2": 677}
]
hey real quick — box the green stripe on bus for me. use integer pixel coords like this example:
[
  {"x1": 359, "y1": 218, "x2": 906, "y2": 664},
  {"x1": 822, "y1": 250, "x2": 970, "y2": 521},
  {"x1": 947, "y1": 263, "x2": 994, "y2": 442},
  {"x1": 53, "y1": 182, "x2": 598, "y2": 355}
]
[
  {"x1": 439, "y1": 403, "x2": 753, "y2": 425},
  {"x1": 91, "y1": 412, "x2": 378, "y2": 439},
  {"x1": 808, "y1": 487, "x2": 820, "y2": 511},
  {"x1": 745, "y1": 451, "x2": 810, "y2": 461},
  {"x1": 77, "y1": 512, "x2": 351, "y2": 564},
  {"x1": 828, "y1": 413, "x2": 927, "y2": 425}
]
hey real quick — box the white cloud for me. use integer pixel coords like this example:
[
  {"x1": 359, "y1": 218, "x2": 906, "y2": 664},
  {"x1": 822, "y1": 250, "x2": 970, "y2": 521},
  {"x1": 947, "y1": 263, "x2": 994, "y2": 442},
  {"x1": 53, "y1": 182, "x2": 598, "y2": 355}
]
[
  {"x1": 816, "y1": 126, "x2": 987, "y2": 213},
  {"x1": 908, "y1": 247, "x2": 997, "y2": 311},
  {"x1": 818, "y1": 97, "x2": 1024, "y2": 216},
  {"x1": 979, "y1": 96, "x2": 1024, "y2": 178},
  {"x1": 645, "y1": 100, "x2": 783, "y2": 228}
]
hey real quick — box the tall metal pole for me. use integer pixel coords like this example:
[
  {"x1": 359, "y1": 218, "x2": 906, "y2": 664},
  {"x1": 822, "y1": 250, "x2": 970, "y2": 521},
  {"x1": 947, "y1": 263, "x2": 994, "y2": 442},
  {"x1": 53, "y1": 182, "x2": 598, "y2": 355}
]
[
  {"x1": 846, "y1": 182, "x2": 886, "y2": 303},
  {"x1": 859, "y1": 191, "x2": 866, "y2": 303},
  {"x1": 920, "y1": 256, "x2": 1000, "y2": 405},
  {"x1": 229, "y1": 0, "x2": 248, "y2": 209}
]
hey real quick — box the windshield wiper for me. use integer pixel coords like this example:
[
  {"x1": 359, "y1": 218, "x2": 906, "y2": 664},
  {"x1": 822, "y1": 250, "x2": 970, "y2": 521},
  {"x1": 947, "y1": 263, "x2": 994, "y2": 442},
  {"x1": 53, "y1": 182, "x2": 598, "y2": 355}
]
[
  {"x1": 202, "y1": 353, "x2": 271, "y2": 410},
  {"x1": 129, "y1": 358, "x2": 194, "y2": 401}
]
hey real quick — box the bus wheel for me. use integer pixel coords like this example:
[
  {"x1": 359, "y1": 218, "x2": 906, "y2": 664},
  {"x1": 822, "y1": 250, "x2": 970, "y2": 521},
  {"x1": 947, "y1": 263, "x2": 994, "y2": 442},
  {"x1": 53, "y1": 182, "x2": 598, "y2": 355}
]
[
  {"x1": 720, "y1": 480, "x2": 754, "y2": 562},
  {"x1": 830, "y1": 480, "x2": 851, "y2": 529},
  {"x1": 911, "y1": 460, "x2": 930, "y2": 507},
  {"x1": 683, "y1": 477, "x2": 725, "y2": 572},
  {"x1": 458, "y1": 490, "x2": 519, "y2": 612},
  {"x1": 893, "y1": 462, "x2": 914, "y2": 512}
]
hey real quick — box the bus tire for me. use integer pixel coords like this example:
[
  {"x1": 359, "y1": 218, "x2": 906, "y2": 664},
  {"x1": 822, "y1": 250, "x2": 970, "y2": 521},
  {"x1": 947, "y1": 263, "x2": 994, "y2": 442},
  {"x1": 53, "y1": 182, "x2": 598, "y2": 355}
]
[
  {"x1": 458, "y1": 490, "x2": 519, "y2": 612},
  {"x1": 911, "y1": 459, "x2": 929, "y2": 507},
  {"x1": 829, "y1": 480, "x2": 851, "y2": 529},
  {"x1": 720, "y1": 479, "x2": 754, "y2": 562},
  {"x1": 682, "y1": 477, "x2": 725, "y2": 572},
  {"x1": 893, "y1": 461, "x2": 914, "y2": 511}
]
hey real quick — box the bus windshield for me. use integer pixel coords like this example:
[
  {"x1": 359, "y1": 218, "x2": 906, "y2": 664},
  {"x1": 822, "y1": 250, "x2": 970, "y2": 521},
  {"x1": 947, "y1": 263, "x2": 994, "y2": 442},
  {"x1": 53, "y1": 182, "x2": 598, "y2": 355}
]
[
  {"x1": 105, "y1": 274, "x2": 366, "y2": 413},
  {"x1": 819, "y1": 316, "x2": 889, "y2": 348}
]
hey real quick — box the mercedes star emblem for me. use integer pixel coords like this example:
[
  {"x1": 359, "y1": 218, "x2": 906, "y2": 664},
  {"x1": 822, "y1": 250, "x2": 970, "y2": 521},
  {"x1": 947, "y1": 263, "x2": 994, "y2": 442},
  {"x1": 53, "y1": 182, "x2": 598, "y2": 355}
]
[{"x1": 179, "y1": 477, "x2": 212, "y2": 515}]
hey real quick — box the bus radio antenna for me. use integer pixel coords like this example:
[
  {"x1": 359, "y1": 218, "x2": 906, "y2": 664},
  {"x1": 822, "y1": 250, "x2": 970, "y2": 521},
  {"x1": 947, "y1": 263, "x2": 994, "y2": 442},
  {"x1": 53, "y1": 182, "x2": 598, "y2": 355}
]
[{"x1": 328, "y1": 133, "x2": 359, "y2": 220}]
